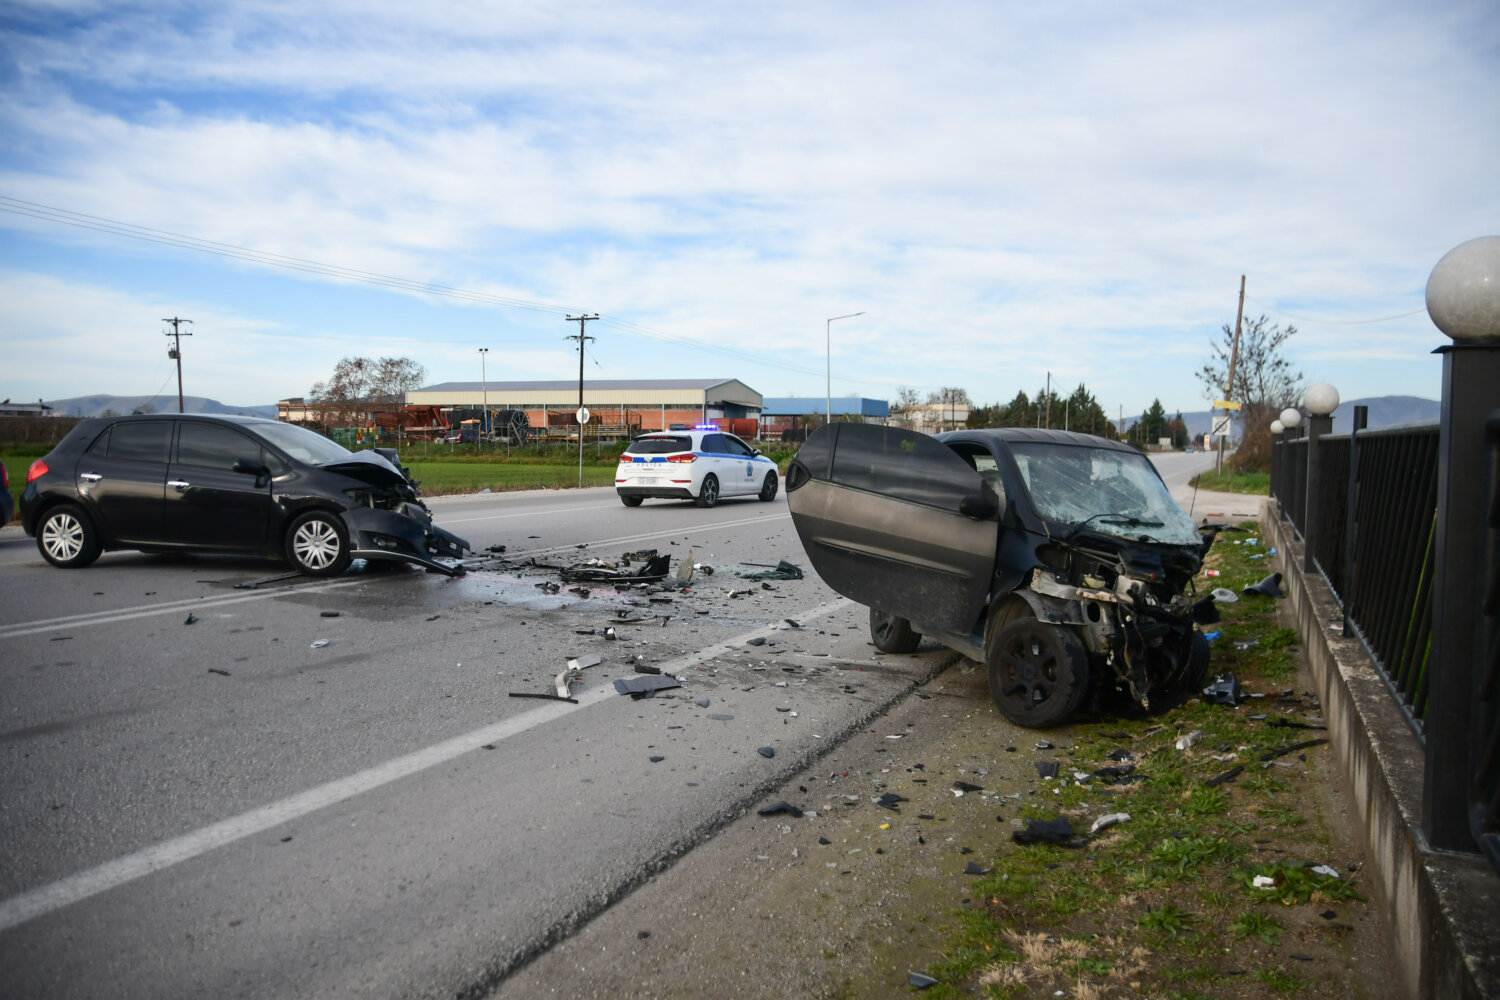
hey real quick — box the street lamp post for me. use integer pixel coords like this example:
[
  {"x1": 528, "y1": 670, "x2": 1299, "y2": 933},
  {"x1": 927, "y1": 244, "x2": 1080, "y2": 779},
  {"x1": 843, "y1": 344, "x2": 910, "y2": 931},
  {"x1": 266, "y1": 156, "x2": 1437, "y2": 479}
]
[
  {"x1": 826, "y1": 312, "x2": 865, "y2": 426},
  {"x1": 478, "y1": 348, "x2": 489, "y2": 444},
  {"x1": 1302, "y1": 382, "x2": 1340, "y2": 572}
]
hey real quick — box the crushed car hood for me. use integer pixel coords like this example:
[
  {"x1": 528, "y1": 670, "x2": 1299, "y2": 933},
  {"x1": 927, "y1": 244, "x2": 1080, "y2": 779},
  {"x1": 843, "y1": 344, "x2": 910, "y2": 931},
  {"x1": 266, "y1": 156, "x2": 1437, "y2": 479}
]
[{"x1": 320, "y1": 450, "x2": 411, "y2": 490}]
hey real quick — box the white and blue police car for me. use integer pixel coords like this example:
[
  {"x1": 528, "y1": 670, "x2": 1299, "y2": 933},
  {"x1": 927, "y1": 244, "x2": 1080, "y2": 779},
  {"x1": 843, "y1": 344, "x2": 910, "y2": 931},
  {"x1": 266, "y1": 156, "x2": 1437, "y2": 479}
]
[{"x1": 615, "y1": 425, "x2": 779, "y2": 507}]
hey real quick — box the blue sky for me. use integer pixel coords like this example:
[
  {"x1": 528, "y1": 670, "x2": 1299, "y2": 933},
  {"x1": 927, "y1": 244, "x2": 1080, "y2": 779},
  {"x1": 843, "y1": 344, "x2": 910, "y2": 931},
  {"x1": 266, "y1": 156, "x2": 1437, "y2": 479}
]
[{"x1": 2, "y1": 1, "x2": 1496, "y2": 416}]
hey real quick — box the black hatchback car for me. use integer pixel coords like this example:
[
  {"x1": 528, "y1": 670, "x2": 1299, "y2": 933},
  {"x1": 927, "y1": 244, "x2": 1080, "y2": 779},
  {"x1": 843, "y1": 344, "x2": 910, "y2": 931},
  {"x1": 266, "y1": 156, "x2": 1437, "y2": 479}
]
[
  {"x1": 786, "y1": 424, "x2": 1215, "y2": 728},
  {"x1": 20, "y1": 414, "x2": 468, "y2": 577}
]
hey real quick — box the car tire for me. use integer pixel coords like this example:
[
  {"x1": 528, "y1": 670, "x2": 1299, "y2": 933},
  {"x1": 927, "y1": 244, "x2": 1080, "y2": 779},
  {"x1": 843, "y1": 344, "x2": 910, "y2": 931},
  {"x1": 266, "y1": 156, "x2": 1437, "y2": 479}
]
[
  {"x1": 758, "y1": 470, "x2": 779, "y2": 502},
  {"x1": 986, "y1": 616, "x2": 1090, "y2": 728},
  {"x1": 620, "y1": 495, "x2": 644, "y2": 507},
  {"x1": 695, "y1": 474, "x2": 720, "y2": 508},
  {"x1": 286, "y1": 510, "x2": 351, "y2": 577},
  {"x1": 869, "y1": 606, "x2": 921, "y2": 653},
  {"x1": 37, "y1": 503, "x2": 102, "y2": 568}
]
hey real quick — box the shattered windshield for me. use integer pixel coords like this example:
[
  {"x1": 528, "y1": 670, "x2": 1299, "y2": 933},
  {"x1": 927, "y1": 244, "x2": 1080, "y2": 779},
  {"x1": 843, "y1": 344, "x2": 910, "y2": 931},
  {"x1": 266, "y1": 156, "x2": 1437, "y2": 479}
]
[{"x1": 1009, "y1": 443, "x2": 1201, "y2": 546}]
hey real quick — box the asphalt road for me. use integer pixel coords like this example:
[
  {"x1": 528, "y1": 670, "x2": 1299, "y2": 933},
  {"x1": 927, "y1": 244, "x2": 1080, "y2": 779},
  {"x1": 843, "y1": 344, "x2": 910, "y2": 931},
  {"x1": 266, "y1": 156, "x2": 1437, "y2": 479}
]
[
  {"x1": 0, "y1": 447, "x2": 1235, "y2": 998},
  {"x1": 0, "y1": 488, "x2": 958, "y2": 999}
]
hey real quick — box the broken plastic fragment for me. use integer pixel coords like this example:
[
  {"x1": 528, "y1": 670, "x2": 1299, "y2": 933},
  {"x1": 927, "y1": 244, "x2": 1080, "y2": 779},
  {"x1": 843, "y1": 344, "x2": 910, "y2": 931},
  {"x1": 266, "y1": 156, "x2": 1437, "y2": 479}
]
[
  {"x1": 1243, "y1": 572, "x2": 1285, "y2": 597},
  {"x1": 1034, "y1": 761, "x2": 1060, "y2": 779},
  {"x1": 1310, "y1": 864, "x2": 1340, "y2": 878},
  {"x1": 310, "y1": 639, "x2": 330, "y2": 649},
  {"x1": 1211, "y1": 587, "x2": 1239, "y2": 603},
  {"x1": 612, "y1": 675, "x2": 682, "y2": 699},
  {"x1": 1253, "y1": 875, "x2": 1277, "y2": 890},
  {"x1": 757, "y1": 746, "x2": 775, "y2": 758},
  {"x1": 1176, "y1": 729, "x2": 1204, "y2": 751},
  {"x1": 1089, "y1": 812, "x2": 1131, "y2": 835},
  {"x1": 1012, "y1": 816, "x2": 1086, "y2": 848},
  {"x1": 1202, "y1": 673, "x2": 1244, "y2": 705},
  {"x1": 758, "y1": 800, "x2": 802, "y2": 817},
  {"x1": 649, "y1": 755, "x2": 665, "y2": 763},
  {"x1": 908, "y1": 972, "x2": 938, "y2": 989},
  {"x1": 953, "y1": 780, "x2": 984, "y2": 793},
  {"x1": 184, "y1": 614, "x2": 198, "y2": 625},
  {"x1": 963, "y1": 861, "x2": 991, "y2": 875}
]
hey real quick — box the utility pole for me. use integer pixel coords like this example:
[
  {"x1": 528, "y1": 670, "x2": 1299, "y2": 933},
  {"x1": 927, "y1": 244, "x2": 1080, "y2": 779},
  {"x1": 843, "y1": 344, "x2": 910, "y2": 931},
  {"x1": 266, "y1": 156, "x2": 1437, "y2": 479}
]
[
  {"x1": 1218, "y1": 275, "x2": 1247, "y2": 474},
  {"x1": 162, "y1": 317, "x2": 193, "y2": 413},
  {"x1": 565, "y1": 314, "x2": 598, "y2": 488},
  {"x1": 1044, "y1": 371, "x2": 1051, "y2": 429}
]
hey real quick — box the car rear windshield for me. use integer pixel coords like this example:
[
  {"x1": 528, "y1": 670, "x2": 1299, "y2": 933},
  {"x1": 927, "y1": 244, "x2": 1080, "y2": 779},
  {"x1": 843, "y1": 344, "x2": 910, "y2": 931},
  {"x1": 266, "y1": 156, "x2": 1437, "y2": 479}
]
[{"x1": 625, "y1": 436, "x2": 692, "y2": 455}]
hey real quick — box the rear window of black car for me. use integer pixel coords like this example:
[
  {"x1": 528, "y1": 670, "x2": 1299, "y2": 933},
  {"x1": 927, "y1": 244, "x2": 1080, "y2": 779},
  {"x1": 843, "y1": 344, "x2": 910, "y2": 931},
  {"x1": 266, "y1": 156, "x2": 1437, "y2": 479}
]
[
  {"x1": 88, "y1": 422, "x2": 171, "y2": 464},
  {"x1": 626, "y1": 436, "x2": 692, "y2": 455},
  {"x1": 830, "y1": 424, "x2": 978, "y2": 509}
]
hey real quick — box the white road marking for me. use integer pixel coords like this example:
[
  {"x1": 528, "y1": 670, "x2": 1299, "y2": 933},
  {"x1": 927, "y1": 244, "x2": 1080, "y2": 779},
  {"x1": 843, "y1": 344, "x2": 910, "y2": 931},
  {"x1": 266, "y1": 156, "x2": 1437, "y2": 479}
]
[{"x1": 0, "y1": 597, "x2": 850, "y2": 933}]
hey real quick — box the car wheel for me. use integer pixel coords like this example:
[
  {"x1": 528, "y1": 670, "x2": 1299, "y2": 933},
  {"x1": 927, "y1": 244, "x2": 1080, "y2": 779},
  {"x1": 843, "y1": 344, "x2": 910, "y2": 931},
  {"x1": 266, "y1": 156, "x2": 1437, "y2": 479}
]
[
  {"x1": 286, "y1": 510, "x2": 351, "y2": 577},
  {"x1": 695, "y1": 474, "x2": 720, "y2": 508},
  {"x1": 869, "y1": 606, "x2": 921, "y2": 653},
  {"x1": 37, "y1": 504, "x2": 102, "y2": 568},
  {"x1": 758, "y1": 470, "x2": 779, "y2": 502},
  {"x1": 986, "y1": 616, "x2": 1090, "y2": 728},
  {"x1": 620, "y1": 495, "x2": 644, "y2": 507}
]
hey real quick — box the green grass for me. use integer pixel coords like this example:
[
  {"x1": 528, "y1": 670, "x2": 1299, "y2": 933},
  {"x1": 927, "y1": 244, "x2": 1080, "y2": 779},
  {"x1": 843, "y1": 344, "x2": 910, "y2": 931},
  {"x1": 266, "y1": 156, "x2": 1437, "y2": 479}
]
[
  {"x1": 908, "y1": 520, "x2": 1373, "y2": 998},
  {"x1": 1189, "y1": 467, "x2": 1271, "y2": 494},
  {"x1": 407, "y1": 461, "x2": 616, "y2": 493}
]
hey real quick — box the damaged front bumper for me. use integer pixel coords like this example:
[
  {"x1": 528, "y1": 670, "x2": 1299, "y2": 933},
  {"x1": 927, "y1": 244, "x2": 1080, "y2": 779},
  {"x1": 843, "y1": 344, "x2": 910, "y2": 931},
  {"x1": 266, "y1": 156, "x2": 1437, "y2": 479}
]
[{"x1": 340, "y1": 506, "x2": 470, "y2": 576}]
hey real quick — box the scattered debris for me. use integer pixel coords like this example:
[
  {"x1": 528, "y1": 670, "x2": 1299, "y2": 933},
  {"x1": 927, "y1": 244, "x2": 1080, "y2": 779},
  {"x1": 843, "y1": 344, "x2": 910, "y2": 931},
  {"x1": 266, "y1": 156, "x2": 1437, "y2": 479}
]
[
  {"x1": 1202, "y1": 672, "x2": 1245, "y2": 705},
  {"x1": 1176, "y1": 730, "x2": 1204, "y2": 751},
  {"x1": 1253, "y1": 875, "x2": 1277, "y2": 890},
  {"x1": 953, "y1": 780, "x2": 984, "y2": 793},
  {"x1": 1204, "y1": 765, "x2": 1245, "y2": 787},
  {"x1": 310, "y1": 639, "x2": 329, "y2": 649},
  {"x1": 1035, "y1": 760, "x2": 1060, "y2": 779},
  {"x1": 613, "y1": 675, "x2": 682, "y2": 699},
  {"x1": 875, "y1": 792, "x2": 907, "y2": 811},
  {"x1": 507, "y1": 692, "x2": 578, "y2": 704},
  {"x1": 1211, "y1": 587, "x2": 1239, "y2": 603},
  {"x1": 649, "y1": 755, "x2": 665, "y2": 763},
  {"x1": 561, "y1": 553, "x2": 673, "y2": 585},
  {"x1": 1243, "y1": 572, "x2": 1285, "y2": 598},
  {"x1": 1311, "y1": 864, "x2": 1340, "y2": 878},
  {"x1": 908, "y1": 972, "x2": 938, "y2": 989},
  {"x1": 319, "y1": 610, "x2": 341, "y2": 618},
  {"x1": 757, "y1": 746, "x2": 776, "y2": 759},
  {"x1": 963, "y1": 861, "x2": 991, "y2": 875},
  {"x1": 1012, "y1": 816, "x2": 1088, "y2": 848},
  {"x1": 207, "y1": 668, "x2": 230, "y2": 677},
  {"x1": 1259, "y1": 738, "x2": 1330, "y2": 762},
  {"x1": 758, "y1": 800, "x2": 803, "y2": 817},
  {"x1": 1089, "y1": 812, "x2": 1131, "y2": 835},
  {"x1": 184, "y1": 614, "x2": 198, "y2": 625},
  {"x1": 738, "y1": 560, "x2": 804, "y2": 581}
]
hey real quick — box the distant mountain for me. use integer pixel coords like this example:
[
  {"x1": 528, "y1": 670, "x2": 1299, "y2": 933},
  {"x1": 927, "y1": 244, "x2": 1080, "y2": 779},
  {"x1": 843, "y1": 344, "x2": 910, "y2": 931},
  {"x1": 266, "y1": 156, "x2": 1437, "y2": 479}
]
[
  {"x1": 45, "y1": 394, "x2": 278, "y2": 420},
  {"x1": 1121, "y1": 395, "x2": 1439, "y2": 441}
]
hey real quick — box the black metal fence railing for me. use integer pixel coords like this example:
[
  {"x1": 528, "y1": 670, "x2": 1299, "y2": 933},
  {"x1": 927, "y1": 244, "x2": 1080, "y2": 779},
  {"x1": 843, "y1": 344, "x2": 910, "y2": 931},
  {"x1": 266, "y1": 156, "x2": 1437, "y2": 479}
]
[
  {"x1": 1477, "y1": 412, "x2": 1500, "y2": 871},
  {"x1": 1271, "y1": 424, "x2": 1441, "y2": 735}
]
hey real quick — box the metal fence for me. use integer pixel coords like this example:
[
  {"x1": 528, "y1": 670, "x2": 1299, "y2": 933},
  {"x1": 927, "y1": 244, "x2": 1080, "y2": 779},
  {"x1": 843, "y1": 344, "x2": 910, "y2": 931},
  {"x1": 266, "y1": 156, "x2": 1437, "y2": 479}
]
[{"x1": 1272, "y1": 416, "x2": 1500, "y2": 869}]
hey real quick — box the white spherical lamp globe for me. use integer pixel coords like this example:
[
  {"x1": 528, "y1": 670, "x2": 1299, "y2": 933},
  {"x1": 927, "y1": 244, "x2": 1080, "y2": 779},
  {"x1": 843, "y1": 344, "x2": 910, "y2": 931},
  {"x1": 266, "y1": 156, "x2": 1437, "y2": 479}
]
[
  {"x1": 1270, "y1": 420, "x2": 1285, "y2": 434},
  {"x1": 1427, "y1": 236, "x2": 1500, "y2": 341},
  {"x1": 1304, "y1": 383, "x2": 1339, "y2": 416},
  {"x1": 1280, "y1": 408, "x2": 1302, "y2": 429}
]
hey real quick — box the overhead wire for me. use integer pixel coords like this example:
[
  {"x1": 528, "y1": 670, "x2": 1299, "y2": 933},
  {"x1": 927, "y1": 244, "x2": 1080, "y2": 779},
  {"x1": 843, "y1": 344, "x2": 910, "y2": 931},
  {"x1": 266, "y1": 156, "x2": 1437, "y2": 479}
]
[{"x1": 1244, "y1": 295, "x2": 1425, "y2": 326}]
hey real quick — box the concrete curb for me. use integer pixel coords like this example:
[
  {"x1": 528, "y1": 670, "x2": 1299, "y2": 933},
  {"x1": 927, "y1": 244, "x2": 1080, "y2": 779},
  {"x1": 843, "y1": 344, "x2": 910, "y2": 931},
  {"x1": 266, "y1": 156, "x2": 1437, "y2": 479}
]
[{"x1": 1262, "y1": 499, "x2": 1500, "y2": 1000}]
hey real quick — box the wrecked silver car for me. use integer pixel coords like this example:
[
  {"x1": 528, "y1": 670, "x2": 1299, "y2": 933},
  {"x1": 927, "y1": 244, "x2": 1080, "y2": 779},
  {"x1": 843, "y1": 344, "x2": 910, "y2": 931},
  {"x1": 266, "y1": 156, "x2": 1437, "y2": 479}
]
[
  {"x1": 786, "y1": 424, "x2": 1214, "y2": 728},
  {"x1": 20, "y1": 414, "x2": 468, "y2": 577}
]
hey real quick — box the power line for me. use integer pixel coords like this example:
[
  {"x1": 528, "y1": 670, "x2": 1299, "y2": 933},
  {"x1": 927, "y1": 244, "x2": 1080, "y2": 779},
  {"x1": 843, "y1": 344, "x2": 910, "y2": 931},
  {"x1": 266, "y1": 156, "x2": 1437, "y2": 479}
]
[{"x1": 1244, "y1": 295, "x2": 1426, "y2": 326}]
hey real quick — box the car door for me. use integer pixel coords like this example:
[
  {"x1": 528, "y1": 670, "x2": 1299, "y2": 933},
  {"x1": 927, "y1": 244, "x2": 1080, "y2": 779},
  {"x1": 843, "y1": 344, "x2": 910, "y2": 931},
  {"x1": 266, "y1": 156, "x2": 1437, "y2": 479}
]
[
  {"x1": 75, "y1": 419, "x2": 171, "y2": 544},
  {"x1": 785, "y1": 423, "x2": 998, "y2": 637},
  {"x1": 699, "y1": 432, "x2": 733, "y2": 493},
  {"x1": 720, "y1": 433, "x2": 760, "y2": 494},
  {"x1": 165, "y1": 421, "x2": 276, "y2": 551}
]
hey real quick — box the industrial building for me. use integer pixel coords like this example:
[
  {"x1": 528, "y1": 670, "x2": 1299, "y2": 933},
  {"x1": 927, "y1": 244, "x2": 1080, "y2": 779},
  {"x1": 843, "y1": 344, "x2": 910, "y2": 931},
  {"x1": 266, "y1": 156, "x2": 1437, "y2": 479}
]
[{"x1": 403, "y1": 379, "x2": 763, "y2": 438}]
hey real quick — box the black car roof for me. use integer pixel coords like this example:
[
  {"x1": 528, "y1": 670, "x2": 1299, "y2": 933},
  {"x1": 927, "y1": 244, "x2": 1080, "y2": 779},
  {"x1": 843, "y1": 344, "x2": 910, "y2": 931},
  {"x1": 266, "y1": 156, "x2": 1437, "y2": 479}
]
[
  {"x1": 938, "y1": 427, "x2": 1139, "y2": 455},
  {"x1": 91, "y1": 413, "x2": 281, "y2": 426}
]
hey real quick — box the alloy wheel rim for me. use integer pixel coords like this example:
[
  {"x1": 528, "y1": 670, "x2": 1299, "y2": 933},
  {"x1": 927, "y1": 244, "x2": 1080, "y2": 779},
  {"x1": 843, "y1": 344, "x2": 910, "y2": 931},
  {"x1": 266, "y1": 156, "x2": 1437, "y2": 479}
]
[
  {"x1": 294, "y1": 520, "x2": 340, "y2": 569},
  {"x1": 43, "y1": 514, "x2": 82, "y2": 560}
]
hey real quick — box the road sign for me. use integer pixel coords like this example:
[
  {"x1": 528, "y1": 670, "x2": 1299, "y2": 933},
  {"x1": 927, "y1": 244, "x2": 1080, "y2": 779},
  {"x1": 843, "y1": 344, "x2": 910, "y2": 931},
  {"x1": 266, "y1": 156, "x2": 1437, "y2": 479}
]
[
  {"x1": 576, "y1": 407, "x2": 591, "y2": 425},
  {"x1": 1213, "y1": 399, "x2": 1242, "y2": 411},
  {"x1": 1211, "y1": 415, "x2": 1232, "y2": 437}
]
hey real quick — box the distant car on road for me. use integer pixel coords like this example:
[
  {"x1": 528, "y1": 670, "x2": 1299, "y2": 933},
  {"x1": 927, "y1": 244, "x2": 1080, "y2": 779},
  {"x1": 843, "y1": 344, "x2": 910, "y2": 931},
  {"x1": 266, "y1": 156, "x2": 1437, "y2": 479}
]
[
  {"x1": 616, "y1": 426, "x2": 779, "y2": 507},
  {"x1": 20, "y1": 414, "x2": 468, "y2": 576}
]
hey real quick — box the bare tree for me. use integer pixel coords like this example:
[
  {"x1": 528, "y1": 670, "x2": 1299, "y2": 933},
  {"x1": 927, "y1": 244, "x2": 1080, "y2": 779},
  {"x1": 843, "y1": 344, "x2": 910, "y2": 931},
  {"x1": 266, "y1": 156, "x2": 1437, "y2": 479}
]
[
  {"x1": 890, "y1": 387, "x2": 924, "y2": 427},
  {"x1": 309, "y1": 356, "x2": 426, "y2": 430},
  {"x1": 1196, "y1": 315, "x2": 1303, "y2": 471}
]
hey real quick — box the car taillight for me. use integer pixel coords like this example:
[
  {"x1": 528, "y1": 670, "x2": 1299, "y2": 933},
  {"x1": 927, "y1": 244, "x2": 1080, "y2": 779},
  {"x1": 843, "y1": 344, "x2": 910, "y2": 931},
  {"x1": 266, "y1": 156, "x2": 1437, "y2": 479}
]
[
  {"x1": 26, "y1": 458, "x2": 48, "y2": 483},
  {"x1": 665, "y1": 454, "x2": 696, "y2": 464}
]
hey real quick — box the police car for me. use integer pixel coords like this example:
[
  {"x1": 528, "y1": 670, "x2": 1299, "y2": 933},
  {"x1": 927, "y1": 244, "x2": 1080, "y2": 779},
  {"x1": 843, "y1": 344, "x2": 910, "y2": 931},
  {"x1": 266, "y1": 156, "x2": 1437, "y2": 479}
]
[{"x1": 616, "y1": 425, "x2": 779, "y2": 507}]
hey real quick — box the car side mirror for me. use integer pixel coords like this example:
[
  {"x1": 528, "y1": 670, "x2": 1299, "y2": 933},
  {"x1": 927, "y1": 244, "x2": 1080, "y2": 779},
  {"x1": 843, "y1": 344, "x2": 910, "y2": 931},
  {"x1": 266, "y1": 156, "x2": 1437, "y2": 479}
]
[{"x1": 959, "y1": 493, "x2": 998, "y2": 520}]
